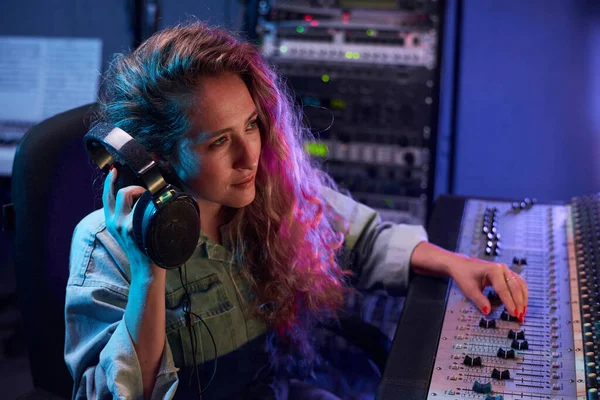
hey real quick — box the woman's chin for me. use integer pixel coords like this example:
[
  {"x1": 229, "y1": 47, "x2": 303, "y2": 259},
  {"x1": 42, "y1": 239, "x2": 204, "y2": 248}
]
[{"x1": 225, "y1": 189, "x2": 256, "y2": 208}]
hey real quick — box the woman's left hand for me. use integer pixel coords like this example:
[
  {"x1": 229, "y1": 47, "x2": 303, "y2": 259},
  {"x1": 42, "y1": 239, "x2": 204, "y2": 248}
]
[{"x1": 448, "y1": 257, "x2": 528, "y2": 320}]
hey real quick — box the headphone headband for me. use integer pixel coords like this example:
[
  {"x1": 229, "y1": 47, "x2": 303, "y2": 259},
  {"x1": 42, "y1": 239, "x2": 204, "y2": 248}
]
[{"x1": 83, "y1": 122, "x2": 167, "y2": 195}]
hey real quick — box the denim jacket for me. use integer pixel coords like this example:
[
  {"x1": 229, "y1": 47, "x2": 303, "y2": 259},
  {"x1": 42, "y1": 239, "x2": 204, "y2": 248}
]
[{"x1": 64, "y1": 187, "x2": 427, "y2": 399}]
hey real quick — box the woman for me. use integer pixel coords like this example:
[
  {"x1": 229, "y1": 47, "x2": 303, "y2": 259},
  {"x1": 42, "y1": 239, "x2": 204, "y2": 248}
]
[{"x1": 64, "y1": 21, "x2": 528, "y2": 399}]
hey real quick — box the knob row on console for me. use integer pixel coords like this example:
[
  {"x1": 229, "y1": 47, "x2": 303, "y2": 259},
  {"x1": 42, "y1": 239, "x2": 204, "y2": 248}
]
[
  {"x1": 571, "y1": 196, "x2": 600, "y2": 388},
  {"x1": 511, "y1": 197, "x2": 536, "y2": 211}
]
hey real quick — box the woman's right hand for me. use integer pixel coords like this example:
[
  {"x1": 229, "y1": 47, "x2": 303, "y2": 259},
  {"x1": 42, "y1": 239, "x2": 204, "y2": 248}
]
[{"x1": 102, "y1": 167, "x2": 163, "y2": 284}]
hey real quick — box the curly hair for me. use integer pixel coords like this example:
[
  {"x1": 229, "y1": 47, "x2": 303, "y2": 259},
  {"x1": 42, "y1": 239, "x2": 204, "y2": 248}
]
[{"x1": 97, "y1": 20, "x2": 353, "y2": 362}]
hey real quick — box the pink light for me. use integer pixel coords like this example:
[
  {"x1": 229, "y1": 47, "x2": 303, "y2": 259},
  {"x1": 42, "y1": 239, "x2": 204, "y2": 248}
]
[{"x1": 311, "y1": 20, "x2": 319, "y2": 27}]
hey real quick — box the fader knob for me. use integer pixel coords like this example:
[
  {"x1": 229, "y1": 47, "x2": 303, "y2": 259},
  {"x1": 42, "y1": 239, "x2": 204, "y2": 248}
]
[
  {"x1": 491, "y1": 368, "x2": 511, "y2": 380},
  {"x1": 508, "y1": 330, "x2": 525, "y2": 340},
  {"x1": 512, "y1": 256, "x2": 527, "y2": 265},
  {"x1": 484, "y1": 395, "x2": 504, "y2": 400},
  {"x1": 472, "y1": 381, "x2": 492, "y2": 394},
  {"x1": 511, "y1": 340, "x2": 529, "y2": 350},
  {"x1": 497, "y1": 348, "x2": 515, "y2": 359},
  {"x1": 464, "y1": 355, "x2": 482, "y2": 367},
  {"x1": 479, "y1": 318, "x2": 497, "y2": 329},
  {"x1": 501, "y1": 310, "x2": 520, "y2": 322},
  {"x1": 487, "y1": 291, "x2": 502, "y2": 305}
]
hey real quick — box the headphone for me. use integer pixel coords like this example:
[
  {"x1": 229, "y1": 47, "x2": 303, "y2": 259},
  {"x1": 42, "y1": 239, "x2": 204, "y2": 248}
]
[{"x1": 83, "y1": 122, "x2": 201, "y2": 269}]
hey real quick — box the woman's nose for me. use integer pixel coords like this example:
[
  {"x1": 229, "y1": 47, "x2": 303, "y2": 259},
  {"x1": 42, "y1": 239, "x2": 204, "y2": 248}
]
[{"x1": 234, "y1": 140, "x2": 258, "y2": 170}]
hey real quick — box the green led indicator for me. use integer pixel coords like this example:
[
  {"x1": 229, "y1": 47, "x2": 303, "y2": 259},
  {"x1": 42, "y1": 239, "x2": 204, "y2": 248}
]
[
  {"x1": 279, "y1": 45, "x2": 288, "y2": 53},
  {"x1": 352, "y1": 52, "x2": 360, "y2": 59},
  {"x1": 321, "y1": 74, "x2": 330, "y2": 83},
  {"x1": 296, "y1": 26, "x2": 305, "y2": 33},
  {"x1": 304, "y1": 142, "x2": 328, "y2": 157},
  {"x1": 330, "y1": 98, "x2": 346, "y2": 109},
  {"x1": 157, "y1": 189, "x2": 174, "y2": 205},
  {"x1": 366, "y1": 29, "x2": 374, "y2": 36},
  {"x1": 345, "y1": 51, "x2": 353, "y2": 59}
]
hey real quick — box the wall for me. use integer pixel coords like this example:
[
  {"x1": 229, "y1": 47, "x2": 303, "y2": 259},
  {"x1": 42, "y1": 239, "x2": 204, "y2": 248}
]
[
  {"x1": 449, "y1": 0, "x2": 600, "y2": 202},
  {"x1": 0, "y1": 0, "x2": 241, "y2": 75}
]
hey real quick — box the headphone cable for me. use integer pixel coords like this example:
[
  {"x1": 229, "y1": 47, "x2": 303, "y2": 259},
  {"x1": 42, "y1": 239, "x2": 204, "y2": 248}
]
[{"x1": 179, "y1": 263, "x2": 219, "y2": 399}]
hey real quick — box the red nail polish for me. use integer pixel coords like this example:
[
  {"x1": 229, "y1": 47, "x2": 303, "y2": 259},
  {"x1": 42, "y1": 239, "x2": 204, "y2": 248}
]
[
  {"x1": 109, "y1": 165, "x2": 115, "y2": 171},
  {"x1": 483, "y1": 306, "x2": 489, "y2": 315},
  {"x1": 513, "y1": 308, "x2": 518, "y2": 316}
]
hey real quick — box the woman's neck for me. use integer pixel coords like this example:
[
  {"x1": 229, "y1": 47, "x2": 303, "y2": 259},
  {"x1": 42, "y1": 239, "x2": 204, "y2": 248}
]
[{"x1": 196, "y1": 199, "x2": 230, "y2": 245}]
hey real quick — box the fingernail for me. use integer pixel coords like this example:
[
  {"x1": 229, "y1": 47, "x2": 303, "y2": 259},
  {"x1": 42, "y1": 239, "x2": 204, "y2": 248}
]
[
  {"x1": 483, "y1": 306, "x2": 489, "y2": 315},
  {"x1": 109, "y1": 165, "x2": 115, "y2": 172},
  {"x1": 519, "y1": 312, "x2": 523, "y2": 320},
  {"x1": 514, "y1": 308, "x2": 518, "y2": 316}
]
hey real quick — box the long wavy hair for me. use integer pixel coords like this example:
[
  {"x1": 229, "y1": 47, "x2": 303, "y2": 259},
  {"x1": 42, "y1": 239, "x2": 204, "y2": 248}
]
[{"x1": 97, "y1": 21, "x2": 353, "y2": 362}]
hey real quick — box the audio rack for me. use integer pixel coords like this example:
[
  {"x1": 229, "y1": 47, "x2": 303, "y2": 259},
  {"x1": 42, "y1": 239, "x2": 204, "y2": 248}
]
[{"x1": 251, "y1": 0, "x2": 443, "y2": 225}]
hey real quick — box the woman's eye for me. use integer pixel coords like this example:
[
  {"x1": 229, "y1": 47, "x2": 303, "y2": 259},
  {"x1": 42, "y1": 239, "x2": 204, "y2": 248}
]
[
  {"x1": 211, "y1": 137, "x2": 227, "y2": 147},
  {"x1": 247, "y1": 120, "x2": 258, "y2": 130}
]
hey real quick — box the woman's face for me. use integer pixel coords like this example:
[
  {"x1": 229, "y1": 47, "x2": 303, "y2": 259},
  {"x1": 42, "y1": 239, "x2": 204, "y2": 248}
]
[{"x1": 172, "y1": 72, "x2": 262, "y2": 209}]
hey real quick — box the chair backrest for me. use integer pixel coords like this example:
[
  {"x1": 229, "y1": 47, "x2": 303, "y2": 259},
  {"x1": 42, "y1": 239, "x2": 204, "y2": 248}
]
[{"x1": 11, "y1": 103, "x2": 101, "y2": 398}]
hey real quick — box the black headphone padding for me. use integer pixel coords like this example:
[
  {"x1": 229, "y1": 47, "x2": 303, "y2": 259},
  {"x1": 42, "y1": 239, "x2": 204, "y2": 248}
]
[{"x1": 132, "y1": 190, "x2": 201, "y2": 268}]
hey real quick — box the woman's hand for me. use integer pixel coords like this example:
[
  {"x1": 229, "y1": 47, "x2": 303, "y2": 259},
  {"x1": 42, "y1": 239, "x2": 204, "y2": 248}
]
[
  {"x1": 410, "y1": 242, "x2": 528, "y2": 320},
  {"x1": 102, "y1": 167, "x2": 163, "y2": 284},
  {"x1": 448, "y1": 257, "x2": 528, "y2": 320}
]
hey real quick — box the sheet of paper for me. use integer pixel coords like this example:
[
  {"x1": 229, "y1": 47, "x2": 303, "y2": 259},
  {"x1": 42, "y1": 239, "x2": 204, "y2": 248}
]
[{"x1": 0, "y1": 36, "x2": 102, "y2": 176}]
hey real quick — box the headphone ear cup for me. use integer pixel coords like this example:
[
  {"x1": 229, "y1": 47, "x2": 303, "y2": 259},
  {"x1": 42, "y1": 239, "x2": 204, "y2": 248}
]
[
  {"x1": 131, "y1": 190, "x2": 155, "y2": 255},
  {"x1": 130, "y1": 188, "x2": 200, "y2": 269},
  {"x1": 146, "y1": 194, "x2": 200, "y2": 268}
]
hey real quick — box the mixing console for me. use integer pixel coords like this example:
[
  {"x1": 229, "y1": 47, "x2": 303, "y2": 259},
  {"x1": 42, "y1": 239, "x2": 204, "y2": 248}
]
[{"x1": 378, "y1": 195, "x2": 600, "y2": 400}]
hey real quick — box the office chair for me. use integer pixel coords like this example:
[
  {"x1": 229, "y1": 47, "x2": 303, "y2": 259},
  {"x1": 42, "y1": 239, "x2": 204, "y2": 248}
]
[
  {"x1": 10, "y1": 103, "x2": 100, "y2": 399},
  {"x1": 9, "y1": 103, "x2": 395, "y2": 399}
]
